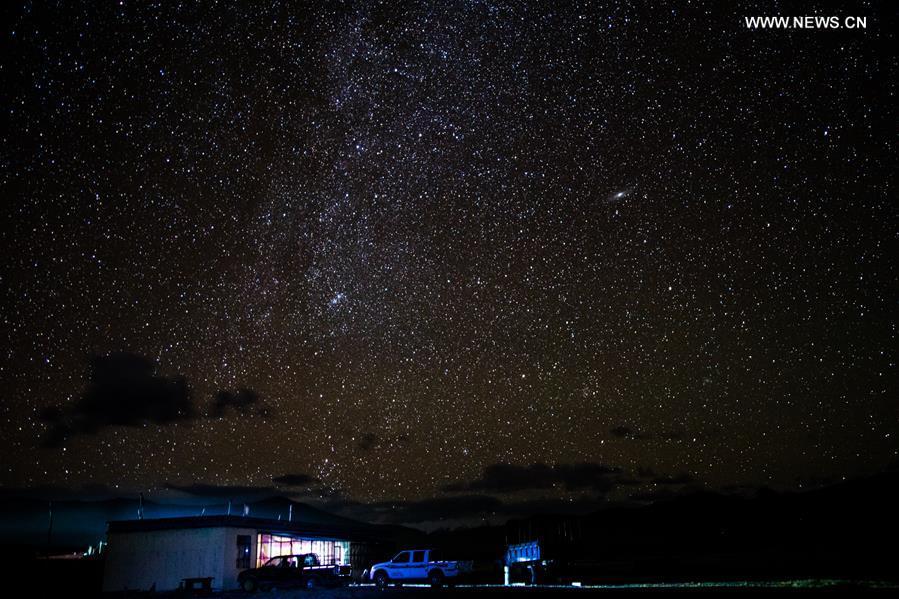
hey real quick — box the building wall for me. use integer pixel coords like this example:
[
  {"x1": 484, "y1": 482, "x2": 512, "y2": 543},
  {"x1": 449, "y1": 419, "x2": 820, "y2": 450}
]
[
  {"x1": 221, "y1": 527, "x2": 258, "y2": 590},
  {"x1": 103, "y1": 524, "x2": 367, "y2": 591},
  {"x1": 103, "y1": 526, "x2": 256, "y2": 592}
]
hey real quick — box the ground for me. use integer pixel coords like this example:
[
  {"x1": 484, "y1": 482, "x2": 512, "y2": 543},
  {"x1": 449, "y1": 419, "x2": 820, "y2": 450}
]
[{"x1": 207, "y1": 580, "x2": 899, "y2": 598}]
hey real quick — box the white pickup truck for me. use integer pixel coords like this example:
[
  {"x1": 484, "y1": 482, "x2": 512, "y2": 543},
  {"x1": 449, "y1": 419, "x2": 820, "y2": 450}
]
[{"x1": 370, "y1": 549, "x2": 466, "y2": 589}]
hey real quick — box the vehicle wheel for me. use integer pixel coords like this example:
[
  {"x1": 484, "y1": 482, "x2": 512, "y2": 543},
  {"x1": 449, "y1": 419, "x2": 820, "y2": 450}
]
[
  {"x1": 305, "y1": 576, "x2": 319, "y2": 589},
  {"x1": 241, "y1": 577, "x2": 257, "y2": 592},
  {"x1": 374, "y1": 570, "x2": 389, "y2": 590},
  {"x1": 428, "y1": 569, "x2": 445, "y2": 588}
]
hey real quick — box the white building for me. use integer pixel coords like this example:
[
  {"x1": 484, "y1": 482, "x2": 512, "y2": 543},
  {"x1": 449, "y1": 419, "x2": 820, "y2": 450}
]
[{"x1": 102, "y1": 515, "x2": 385, "y2": 592}]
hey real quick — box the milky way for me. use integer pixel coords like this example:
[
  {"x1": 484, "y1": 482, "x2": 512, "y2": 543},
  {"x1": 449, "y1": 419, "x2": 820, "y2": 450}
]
[{"x1": 1, "y1": 2, "x2": 895, "y2": 521}]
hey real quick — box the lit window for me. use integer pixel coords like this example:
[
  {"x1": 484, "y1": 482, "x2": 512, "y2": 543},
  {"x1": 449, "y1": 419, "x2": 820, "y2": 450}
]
[{"x1": 255, "y1": 534, "x2": 350, "y2": 567}]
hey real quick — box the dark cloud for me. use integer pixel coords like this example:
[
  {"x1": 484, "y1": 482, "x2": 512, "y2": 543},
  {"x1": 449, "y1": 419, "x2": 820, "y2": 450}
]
[
  {"x1": 40, "y1": 352, "x2": 195, "y2": 447},
  {"x1": 793, "y1": 474, "x2": 838, "y2": 489},
  {"x1": 442, "y1": 463, "x2": 701, "y2": 510},
  {"x1": 165, "y1": 478, "x2": 338, "y2": 504},
  {"x1": 325, "y1": 492, "x2": 612, "y2": 526},
  {"x1": 632, "y1": 468, "x2": 694, "y2": 486},
  {"x1": 444, "y1": 463, "x2": 623, "y2": 494},
  {"x1": 629, "y1": 478, "x2": 705, "y2": 502},
  {"x1": 356, "y1": 433, "x2": 379, "y2": 452},
  {"x1": 629, "y1": 488, "x2": 682, "y2": 503},
  {"x1": 164, "y1": 483, "x2": 278, "y2": 500},
  {"x1": 497, "y1": 495, "x2": 611, "y2": 517},
  {"x1": 614, "y1": 476, "x2": 644, "y2": 486},
  {"x1": 626, "y1": 469, "x2": 702, "y2": 502},
  {"x1": 610, "y1": 425, "x2": 636, "y2": 438},
  {"x1": 39, "y1": 353, "x2": 269, "y2": 447},
  {"x1": 209, "y1": 388, "x2": 268, "y2": 418},
  {"x1": 651, "y1": 473, "x2": 695, "y2": 485},
  {"x1": 375, "y1": 495, "x2": 504, "y2": 522},
  {"x1": 272, "y1": 474, "x2": 319, "y2": 487},
  {"x1": 610, "y1": 425, "x2": 655, "y2": 440},
  {"x1": 720, "y1": 483, "x2": 767, "y2": 497},
  {"x1": 334, "y1": 494, "x2": 505, "y2": 524}
]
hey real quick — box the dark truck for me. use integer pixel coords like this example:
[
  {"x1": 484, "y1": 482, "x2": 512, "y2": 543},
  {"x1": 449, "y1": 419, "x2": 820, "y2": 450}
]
[{"x1": 238, "y1": 553, "x2": 351, "y2": 592}]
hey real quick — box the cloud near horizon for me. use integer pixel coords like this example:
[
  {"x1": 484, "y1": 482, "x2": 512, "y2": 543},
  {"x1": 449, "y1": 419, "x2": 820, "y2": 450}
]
[
  {"x1": 271, "y1": 473, "x2": 320, "y2": 487},
  {"x1": 443, "y1": 462, "x2": 626, "y2": 494}
]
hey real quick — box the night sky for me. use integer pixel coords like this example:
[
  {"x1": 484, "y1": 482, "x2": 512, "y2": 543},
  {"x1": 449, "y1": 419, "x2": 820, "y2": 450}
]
[{"x1": 1, "y1": 1, "x2": 895, "y2": 526}]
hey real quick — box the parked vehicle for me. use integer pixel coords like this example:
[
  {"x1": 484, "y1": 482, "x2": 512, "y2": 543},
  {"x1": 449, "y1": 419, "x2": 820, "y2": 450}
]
[
  {"x1": 237, "y1": 553, "x2": 351, "y2": 592},
  {"x1": 370, "y1": 549, "x2": 468, "y2": 589},
  {"x1": 506, "y1": 540, "x2": 551, "y2": 584},
  {"x1": 505, "y1": 539, "x2": 608, "y2": 586}
]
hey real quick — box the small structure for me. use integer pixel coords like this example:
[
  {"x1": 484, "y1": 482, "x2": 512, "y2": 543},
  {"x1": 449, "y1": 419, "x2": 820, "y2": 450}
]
[
  {"x1": 102, "y1": 515, "x2": 386, "y2": 592},
  {"x1": 504, "y1": 540, "x2": 544, "y2": 585}
]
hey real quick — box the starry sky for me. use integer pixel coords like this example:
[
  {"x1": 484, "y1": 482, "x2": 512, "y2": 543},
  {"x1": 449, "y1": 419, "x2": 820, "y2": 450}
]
[{"x1": 1, "y1": 1, "x2": 895, "y2": 525}]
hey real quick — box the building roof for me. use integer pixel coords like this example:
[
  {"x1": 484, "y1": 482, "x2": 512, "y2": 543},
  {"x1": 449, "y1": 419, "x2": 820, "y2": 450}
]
[{"x1": 107, "y1": 515, "x2": 384, "y2": 541}]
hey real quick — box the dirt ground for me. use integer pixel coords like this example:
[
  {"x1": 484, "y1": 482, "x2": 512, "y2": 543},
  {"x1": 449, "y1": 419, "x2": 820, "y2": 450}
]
[{"x1": 211, "y1": 580, "x2": 898, "y2": 598}]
